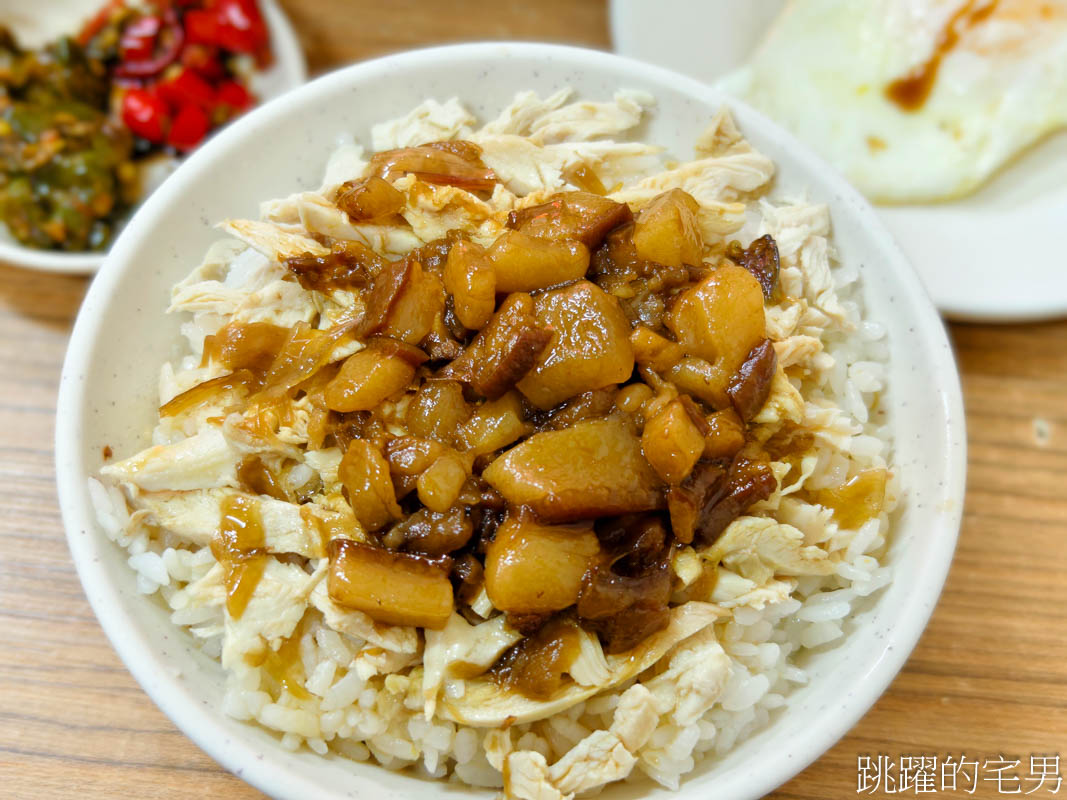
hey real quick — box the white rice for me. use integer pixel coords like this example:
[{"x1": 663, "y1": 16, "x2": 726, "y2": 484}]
[{"x1": 92, "y1": 91, "x2": 899, "y2": 797}]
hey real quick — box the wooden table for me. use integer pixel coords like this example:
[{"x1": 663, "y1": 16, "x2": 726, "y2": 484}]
[{"x1": 2, "y1": 2, "x2": 1065, "y2": 797}]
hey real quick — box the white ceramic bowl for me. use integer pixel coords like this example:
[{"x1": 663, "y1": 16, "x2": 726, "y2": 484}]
[
  {"x1": 0, "y1": 0, "x2": 306, "y2": 274},
  {"x1": 56, "y1": 42, "x2": 967, "y2": 800}
]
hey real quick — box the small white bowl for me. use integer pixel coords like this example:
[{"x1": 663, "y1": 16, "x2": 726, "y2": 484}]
[
  {"x1": 56, "y1": 43, "x2": 966, "y2": 800},
  {"x1": 0, "y1": 0, "x2": 306, "y2": 274}
]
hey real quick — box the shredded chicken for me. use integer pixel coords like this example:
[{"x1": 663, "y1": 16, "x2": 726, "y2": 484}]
[
  {"x1": 352, "y1": 647, "x2": 419, "y2": 681},
  {"x1": 371, "y1": 97, "x2": 477, "y2": 150},
  {"x1": 392, "y1": 174, "x2": 505, "y2": 244},
  {"x1": 221, "y1": 560, "x2": 323, "y2": 668},
  {"x1": 319, "y1": 140, "x2": 368, "y2": 193},
  {"x1": 503, "y1": 684, "x2": 660, "y2": 800},
  {"x1": 421, "y1": 613, "x2": 521, "y2": 718},
  {"x1": 169, "y1": 245, "x2": 318, "y2": 330},
  {"x1": 703, "y1": 516, "x2": 836, "y2": 585},
  {"x1": 302, "y1": 448, "x2": 343, "y2": 492},
  {"x1": 611, "y1": 150, "x2": 776, "y2": 207},
  {"x1": 774, "y1": 334, "x2": 823, "y2": 369},
  {"x1": 480, "y1": 89, "x2": 573, "y2": 137},
  {"x1": 712, "y1": 571, "x2": 797, "y2": 609},
  {"x1": 440, "y1": 603, "x2": 723, "y2": 727},
  {"x1": 695, "y1": 106, "x2": 748, "y2": 158},
  {"x1": 132, "y1": 488, "x2": 327, "y2": 557},
  {"x1": 473, "y1": 135, "x2": 661, "y2": 196},
  {"x1": 102, "y1": 427, "x2": 242, "y2": 493},
  {"x1": 758, "y1": 199, "x2": 850, "y2": 325},
  {"x1": 262, "y1": 191, "x2": 423, "y2": 256},
  {"x1": 221, "y1": 218, "x2": 329, "y2": 260},
  {"x1": 753, "y1": 366, "x2": 805, "y2": 427},
  {"x1": 521, "y1": 88, "x2": 652, "y2": 145},
  {"x1": 609, "y1": 684, "x2": 660, "y2": 751},
  {"x1": 671, "y1": 546, "x2": 703, "y2": 589},
  {"x1": 566, "y1": 629, "x2": 612, "y2": 687},
  {"x1": 644, "y1": 628, "x2": 731, "y2": 725}
]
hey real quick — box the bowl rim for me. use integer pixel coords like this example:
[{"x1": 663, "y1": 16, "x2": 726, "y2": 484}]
[
  {"x1": 55, "y1": 41, "x2": 967, "y2": 800},
  {"x1": 0, "y1": 0, "x2": 306, "y2": 275}
]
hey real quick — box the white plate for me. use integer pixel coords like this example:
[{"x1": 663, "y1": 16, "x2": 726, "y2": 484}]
[
  {"x1": 0, "y1": 0, "x2": 306, "y2": 274},
  {"x1": 56, "y1": 42, "x2": 966, "y2": 800},
  {"x1": 610, "y1": 0, "x2": 1067, "y2": 321}
]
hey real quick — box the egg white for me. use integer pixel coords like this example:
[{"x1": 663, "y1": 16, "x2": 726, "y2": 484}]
[{"x1": 721, "y1": 0, "x2": 1067, "y2": 203}]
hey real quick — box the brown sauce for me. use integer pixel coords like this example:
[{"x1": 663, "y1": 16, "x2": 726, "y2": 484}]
[
  {"x1": 285, "y1": 241, "x2": 385, "y2": 293},
  {"x1": 679, "y1": 565, "x2": 719, "y2": 605},
  {"x1": 489, "y1": 618, "x2": 582, "y2": 700},
  {"x1": 258, "y1": 318, "x2": 360, "y2": 400},
  {"x1": 262, "y1": 618, "x2": 311, "y2": 701},
  {"x1": 764, "y1": 425, "x2": 817, "y2": 487},
  {"x1": 506, "y1": 191, "x2": 633, "y2": 251},
  {"x1": 237, "y1": 454, "x2": 287, "y2": 501},
  {"x1": 406, "y1": 234, "x2": 459, "y2": 275},
  {"x1": 764, "y1": 425, "x2": 817, "y2": 461},
  {"x1": 335, "y1": 176, "x2": 405, "y2": 224},
  {"x1": 814, "y1": 468, "x2": 889, "y2": 530},
  {"x1": 450, "y1": 659, "x2": 492, "y2": 680},
  {"x1": 299, "y1": 505, "x2": 333, "y2": 556},
  {"x1": 368, "y1": 141, "x2": 498, "y2": 191},
  {"x1": 886, "y1": 0, "x2": 998, "y2": 110},
  {"x1": 165, "y1": 319, "x2": 311, "y2": 419},
  {"x1": 159, "y1": 369, "x2": 256, "y2": 418},
  {"x1": 210, "y1": 494, "x2": 268, "y2": 619},
  {"x1": 562, "y1": 163, "x2": 608, "y2": 195},
  {"x1": 201, "y1": 320, "x2": 290, "y2": 373}
]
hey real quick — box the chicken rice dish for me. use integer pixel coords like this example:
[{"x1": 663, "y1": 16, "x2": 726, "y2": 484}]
[{"x1": 91, "y1": 89, "x2": 898, "y2": 798}]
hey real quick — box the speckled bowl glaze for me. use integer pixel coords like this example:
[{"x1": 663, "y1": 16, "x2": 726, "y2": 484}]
[{"x1": 55, "y1": 43, "x2": 966, "y2": 800}]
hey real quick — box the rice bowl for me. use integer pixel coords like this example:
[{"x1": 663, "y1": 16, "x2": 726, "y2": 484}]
[{"x1": 56, "y1": 43, "x2": 965, "y2": 800}]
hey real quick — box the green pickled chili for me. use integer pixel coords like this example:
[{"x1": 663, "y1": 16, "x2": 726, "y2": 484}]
[{"x1": 0, "y1": 27, "x2": 137, "y2": 252}]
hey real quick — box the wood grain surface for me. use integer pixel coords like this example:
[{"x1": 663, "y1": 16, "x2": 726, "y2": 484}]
[{"x1": 2, "y1": 2, "x2": 1065, "y2": 798}]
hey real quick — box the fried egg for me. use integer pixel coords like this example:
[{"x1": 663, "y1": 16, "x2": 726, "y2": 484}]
[{"x1": 721, "y1": 0, "x2": 1067, "y2": 203}]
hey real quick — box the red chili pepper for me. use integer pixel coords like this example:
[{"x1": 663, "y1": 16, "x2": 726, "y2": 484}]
[
  {"x1": 158, "y1": 68, "x2": 216, "y2": 111},
  {"x1": 215, "y1": 80, "x2": 252, "y2": 112},
  {"x1": 121, "y1": 88, "x2": 171, "y2": 143},
  {"x1": 218, "y1": 0, "x2": 268, "y2": 31},
  {"x1": 167, "y1": 103, "x2": 211, "y2": 151},
  {"x1": 119, "y1": 14, "x2": 162, "y2": 61},
  {"x1": 236, "y1": 0, "x2": 273, "y2": 67},
  {"x1": 77, "y1": 0, "x2": 125, "y2": 46},
  {"x1": 119, "y1": 36, "x2": 154, "y2": 63},
  {"x1": 213, "y1": 0, "x2": 269, "y2": 54},
  {"x1": 183, "y1": 8, "x2": 220, "y2": 46},
  {"x1": 180, "y1": 43, "x2": 226, "y2": 79},
  {"x1": 114, "y1": 7, "x2": 185, "y2": 79}
]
